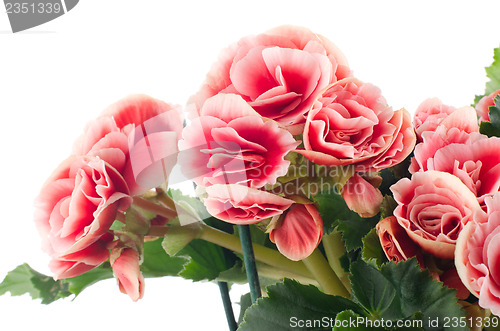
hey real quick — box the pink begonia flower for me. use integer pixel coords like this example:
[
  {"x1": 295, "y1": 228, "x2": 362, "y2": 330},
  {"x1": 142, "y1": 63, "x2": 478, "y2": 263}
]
[
  {"x1": 111, "y1": 248, "x2": 145, "y2": 302},
  {"x1": 74, "y1": 94, "x2": 183, "y2": 195},
  {"x1": 456, "y1": 192, "x2": 500, "y2": 314},
  {"x1": 409, "y1": 126, "x2": 480, "y2": 174},
  {"x1": 413, "y1": 98, "x2": 455, "y2": 141},
  {"x1": 476, "y1": 90, "x2": 500, "y2": 122},
  {"x1": 376, "y1": 216, "x2": 423, "y2": 264},
  {"x1": 297, "y1": 78, "x2": 416, "y2": 172},
  {"x1": 178, "y1": 94, "x2": 299, "y2": 188},
  {"x1": 189, "y1": 25, "x2": 351, "y2": 126},
  {"x1": 424, "y1": 135, "x2": 500, "y2": 206},
  {"x1": 269, "y1": 203, "x2": 323, "y2": 261},
  {"x1": 342, "y1": 173, "x2": 383, "y2": 218},
  {"x1": 409, "y1": 105, "x2": 480, "y2": 173},
  {"x1": 203, "y1": 184, "x2": 294, "y2": 224},
  {"x1": 413, "y1": 99, "x2": 479, "y2": 142},
  {"x1": 34, "y1": 156, "x2": 132, "y2": 279},
  {"x1": 391, "y1": 171, "x2": 482, "y2": 259}
]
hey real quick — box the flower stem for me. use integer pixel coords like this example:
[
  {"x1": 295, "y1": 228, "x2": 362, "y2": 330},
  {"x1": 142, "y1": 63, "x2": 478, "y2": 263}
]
[
  {"x1": 237, "y1": 224, "x2": 261, "y2": 303},
  {"x1": 132, "y1": 196, "x2": 177, "y2": 219},
  {"x1": 302, "y1": 249, "x2": 349, "y2": 297},
  {"x1": 199, "y1": 223, "x2": 312, "y2": 279},
  {"x1": 155, "y1": 188, "x2": 177, "y2": 211},
  {"x1": 217, "y1": 281, "x2": 238, "y2": 331},
  {"x1": 322, "y1": 230, "x2": 351, "y2": 293},
  {"x1": 256, "y1": 264, "x2": 318, "y2": 286}
]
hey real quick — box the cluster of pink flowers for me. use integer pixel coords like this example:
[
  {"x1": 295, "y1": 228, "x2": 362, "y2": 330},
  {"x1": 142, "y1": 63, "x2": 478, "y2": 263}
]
[
  {"x1": 182, "y1": 25, "x2": 415, "y2": 261},
  {"x1": 377, "y1": 93, "x2": 500, "y2": 313},
  {"x1": 35, "y1": 95, "x2": 183, "y2": 301},
  {"x1": 41, "y1": 25, "x2": 500, "y2": 306}
]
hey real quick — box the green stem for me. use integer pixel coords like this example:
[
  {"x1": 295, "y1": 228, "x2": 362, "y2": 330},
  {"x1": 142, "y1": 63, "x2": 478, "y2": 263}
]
[
  {"x1": 256, "y1": 264, "x2": 318, "y2": 286},
  {"x1": 133, "y1": 196, "x2": 177, "y2": 219},
  {"x1": 302, "y1": 249, "x2": 349, "y2": 297},
  {"x1": 199, "y1": 223, "x2": 312, "y2": 279},
  {"x1": 217, "y1": 282, "x2": 237, "y2": 331},
  {"x1": 322, "y1": 230, "x2": 351, "y2": 293},
  {"x1": 147, "y1": 222, "x2": 314, "y2": 280},
  {"x1": 155, "y1": 188, "x2": 177, "y2": 211},
  {"x1": 237, "y1": 225, "x2": 261, "y2": 303}
]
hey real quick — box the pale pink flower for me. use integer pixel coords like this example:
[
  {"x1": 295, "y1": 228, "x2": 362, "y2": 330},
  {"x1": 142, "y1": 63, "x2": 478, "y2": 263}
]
[
  {"x1": 111, "y1": 248, "x2": 145, "y2": 302},
  {"x1": 342, "y1": 173, "x2": 383, "y2": 218},
  {"x1": 391, "y1": 171, "x2": 482, "y2": 259},
  {"x1": 297, "y1": 78, "x2": 416, "y2": 172},
  {"x1": 34, "y1": 156, "x2": 132, "y2": 279},
  {"x1": 476, "y1": 90, "x2": 500, "y2": 122},
  {"x1": 269, "y1": 203, "x2": 323, "y2": 261},
  {"x1": 413, "y1": 98, "x2": 456, "y2": 141},
  {"x1": 456, "y1": 192, "x2": 500, "y2": 314},
  {"x1": 425, "y1": 135, "x2": 500, "y2": 206},
  {"x1": 179, "y1": 94, "x2": 299, "y2": 188},
  {"x1": 190, "y1": 25, "x2": 350, "y2": 126},
  {"x1": 410, "y1": 104, "x2": 481, "y2": 173},
  {"x1": 203, "y1": 184, "x2": 294, "y2": 224},
  {"x1": 409, "y1": 126, "x2": 479, "y2": 174}
]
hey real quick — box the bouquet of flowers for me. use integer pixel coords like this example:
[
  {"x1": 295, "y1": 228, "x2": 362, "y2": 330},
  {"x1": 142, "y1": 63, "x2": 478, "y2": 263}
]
[{"x1": 2, "y1": 25, "x2": 500, "y2": 331}]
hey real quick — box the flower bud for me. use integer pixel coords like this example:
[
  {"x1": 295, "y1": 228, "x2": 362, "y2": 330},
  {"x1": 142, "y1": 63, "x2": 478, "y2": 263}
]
[
  {"x1": 269, "y1": 203, "x2": 323, "y2": 261},
  {"x1": 342, "y1": 173, "x2": 383, "y2": 218},
  {"x1": 111, "y1": 247, "x2": 145, "y2": 302},
  {"x1": 376, "y1": 216, "x2": 422, "y2": 264}
]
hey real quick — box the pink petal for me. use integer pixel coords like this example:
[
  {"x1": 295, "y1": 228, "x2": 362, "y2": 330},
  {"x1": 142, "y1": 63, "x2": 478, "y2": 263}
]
[
  {"x1": 100, "y1": 94, "x2": 182, "y2": 131},
  {"x1": 204, "y1": 184, "x2": 294, "y2": 224},
  {"x1": 200, "y1": 94, "x2": 260, "y2": 122},
  {"x1": 440, "y1": 106, "x2": 479, "y2": 133},
  {"x1": 230, "y1": 46, "x2": 277, "y2": 99},
  {"x1": 261, "y1": 47, "x2": 323, "y2": 102},
  {"x1": 127, "y1": 131, "x2": 179, "y2": 193},
  {"x1": 49, "y1": 259, "x2": 97, "y2": 280}
]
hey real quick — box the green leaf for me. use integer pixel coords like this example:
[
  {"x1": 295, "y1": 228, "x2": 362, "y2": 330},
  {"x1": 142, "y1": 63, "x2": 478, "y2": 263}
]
[
  {"x1": 0, "y1": 264, "x2": 71, "y2": 304},
  {"x1": 216, "y1": 260, "x2": 247, "y2": 284},
  {"x1": 237, "y1": 292, "x2": 252, "y2": 325},
  {"x1": 238, "y1": 279, "x2": 364, "y2": 331},
  {"x1": 168, "y1": 188, "x2": 211, "y2": 220},
  {"x1": 351, "y1": 260, "x2": 398, "y2": 319},
  {"x1": 161, "y1": 220, "x2": 202, "y2": 256},
  {"x1": 141, "y1": 238, "x2": 188, "y2": 278},
  {"x1": 480, "y1": 95, "x2": 500, "y2": 137},
  {"x1": 380, "y1": 195, "x2": 397, "y2": 220},
  {"x1": 350, "y1": 259, "x2": 467, "y2": 330},
  {"x1": 485, "y1": 47, "x2": 500, "y2": 95},
  {"x1": 177, "y1": 239, "x2": 237, "y2": 282},
  {"x1": 361, "y1": 228, "x2": 387, "y2": 267},
  {"x1": 314, "y1": 189, "x2": 379, "y2": 251},
  {"x1": 63, "y1": 264, "x2": 113, "y2": 296}
]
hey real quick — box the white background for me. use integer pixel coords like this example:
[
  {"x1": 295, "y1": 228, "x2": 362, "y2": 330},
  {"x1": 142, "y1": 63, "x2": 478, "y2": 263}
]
[{"x1": 0, "y1": 1, "x2": 499, "y2": 330}]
